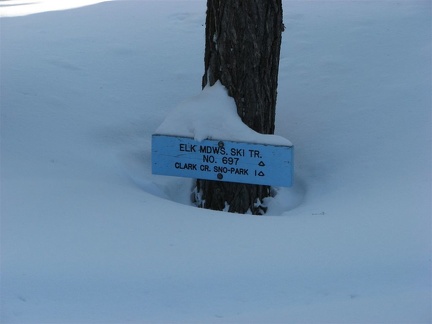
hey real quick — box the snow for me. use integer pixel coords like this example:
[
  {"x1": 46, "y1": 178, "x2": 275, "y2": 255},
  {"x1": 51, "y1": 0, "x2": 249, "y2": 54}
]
[
  {"x1": 155, "y1": 81, "x2": 292, "y2": 145},
  {"x1": 0, "y1": 0, "x2": 111, "y2": 17},
  {"x1": 1, "y1": 0, "x2": 431, "y2": 323}
]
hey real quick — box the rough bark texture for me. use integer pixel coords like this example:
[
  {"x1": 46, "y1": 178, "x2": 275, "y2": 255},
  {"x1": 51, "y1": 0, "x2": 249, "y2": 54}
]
[{"x1": 195, "y1": 0, "x2": 283, "y2": 215}]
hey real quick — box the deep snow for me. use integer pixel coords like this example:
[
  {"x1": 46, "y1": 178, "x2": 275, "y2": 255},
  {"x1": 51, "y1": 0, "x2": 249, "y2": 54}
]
[{"x1": 1, "y1": 0, "x2": 431, "y2": 323}]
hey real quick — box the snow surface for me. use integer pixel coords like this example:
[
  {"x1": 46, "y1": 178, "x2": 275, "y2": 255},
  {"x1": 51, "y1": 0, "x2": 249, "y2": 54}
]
[
  {"x1": 0, "y1": 0, "x2": 111, "y2": 17},
  {"x1": 1, "y1": 0, "x2": 431, "y2": 323}
]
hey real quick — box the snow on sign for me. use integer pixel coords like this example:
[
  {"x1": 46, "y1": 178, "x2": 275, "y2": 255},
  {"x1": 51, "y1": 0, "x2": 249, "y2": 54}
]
[{"x1": 152, "y1": 135, "x2": 293, "y2": 187}]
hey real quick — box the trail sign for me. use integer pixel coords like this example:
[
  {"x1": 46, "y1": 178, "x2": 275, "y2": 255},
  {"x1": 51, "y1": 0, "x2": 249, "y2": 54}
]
[{"x1": 152, "y1": 135, "x2": 293, "y2": 187}]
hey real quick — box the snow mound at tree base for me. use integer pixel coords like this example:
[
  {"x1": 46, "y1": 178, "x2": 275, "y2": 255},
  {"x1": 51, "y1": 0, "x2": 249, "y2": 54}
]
[{"x1": 121, "y1": 150, "x2": 305, "y2": 215}]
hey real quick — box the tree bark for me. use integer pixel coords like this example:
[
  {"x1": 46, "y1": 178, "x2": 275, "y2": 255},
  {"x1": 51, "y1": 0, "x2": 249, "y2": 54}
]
[{"x1": 195, "y1": 0, "x2": 283, "y2": 215}]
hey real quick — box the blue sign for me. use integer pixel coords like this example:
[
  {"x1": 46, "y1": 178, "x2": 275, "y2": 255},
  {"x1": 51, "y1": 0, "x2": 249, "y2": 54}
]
[{"x1": 152, "y1": 135, "x2": 293, "y2": 187}]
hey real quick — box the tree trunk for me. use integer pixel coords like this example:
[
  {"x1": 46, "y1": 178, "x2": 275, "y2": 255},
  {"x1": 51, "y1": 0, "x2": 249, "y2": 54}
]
[{"x1": 195, "y1": 0, "x2": 284, "y2": 215}]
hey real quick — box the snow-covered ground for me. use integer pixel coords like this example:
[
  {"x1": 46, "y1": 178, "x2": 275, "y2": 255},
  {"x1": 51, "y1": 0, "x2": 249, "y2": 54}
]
[
  {"x1": 1, "y1": 0, "x2": 431, "y2": 322},
  {"x1": 0, "y1": 0, "x2": 111, "y2": 17}
]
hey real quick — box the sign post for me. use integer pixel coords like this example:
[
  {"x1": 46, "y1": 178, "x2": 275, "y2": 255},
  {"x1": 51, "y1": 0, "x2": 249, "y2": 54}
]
[{"x1": 152, "y1": 134, "x2": 293, "y2": 187}]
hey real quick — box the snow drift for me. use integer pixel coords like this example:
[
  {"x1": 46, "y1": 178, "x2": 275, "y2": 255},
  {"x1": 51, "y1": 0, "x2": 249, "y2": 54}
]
[{"x1": 1, "y1": 0, "x2": 431, "y2": 322}]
